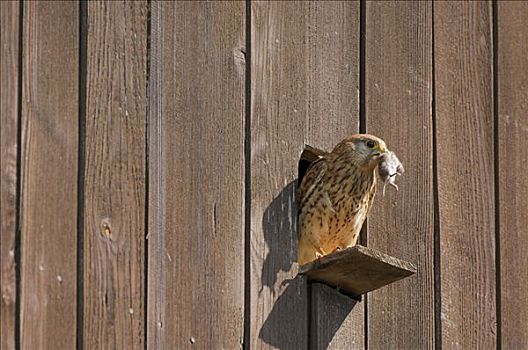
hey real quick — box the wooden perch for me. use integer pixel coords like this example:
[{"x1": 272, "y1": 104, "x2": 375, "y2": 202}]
[{"x1": 299, "y1": 245, "x2": 416, "y2": 297}]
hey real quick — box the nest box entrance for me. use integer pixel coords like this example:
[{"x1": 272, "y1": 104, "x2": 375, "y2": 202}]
[{"x1": 297, "y1": 145, "x2": 416, "y2": 298}]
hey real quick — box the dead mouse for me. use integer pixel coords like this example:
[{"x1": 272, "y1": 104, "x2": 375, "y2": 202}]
[{"x1": 378, "y1": 151, "x2": 404, "y2": 196}]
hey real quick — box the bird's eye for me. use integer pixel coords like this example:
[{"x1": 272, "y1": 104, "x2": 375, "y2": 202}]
[{"x1": 366, "y1": 140, "x2": 376, "y2": 148}]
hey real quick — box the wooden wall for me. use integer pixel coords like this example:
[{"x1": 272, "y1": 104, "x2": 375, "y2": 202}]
[{"x1": 1, "y1": 1, "x2": 527, "y2": 349}]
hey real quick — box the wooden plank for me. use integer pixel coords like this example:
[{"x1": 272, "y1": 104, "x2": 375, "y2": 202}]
[
  {"x1": 147, "y1": 2, "x2": 245, "y2": 348},
  {"x1": 365, "y1": 2, "x2": 435, "y2": 348},
  {"x1": 300, "y1": 245, "x2": 416, "y2": 296},
  {"x1": 83, "y1": 2, "x2": 147, "y2": 348},
  {"x1": 0, "y1": 2, "x2": 19, "y2": 349},
  {"x1": 434, "y1": 2, "x2": 496, "y2": 348},
  {"x1": 19, "y1": 2, "x2": 78, "y2": 349},
  {"x1": 497, "y1": 2, "x2": 528, "y2": 348},
  {"x1": 250, "y1": 2, "x2": 362, "y2": 349},
  {"x1": 310, "y1": 284, "x2": 362, "y2": 350}
]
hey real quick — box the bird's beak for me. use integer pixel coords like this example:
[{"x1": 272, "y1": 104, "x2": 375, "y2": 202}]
[{"x1": 373, "y1": 145, "x2": 388, "y2": 157}]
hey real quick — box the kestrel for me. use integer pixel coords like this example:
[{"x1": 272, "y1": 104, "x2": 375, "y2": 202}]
[{"x1": 297, "y1": 134, "x2": 394, "y2": 265}]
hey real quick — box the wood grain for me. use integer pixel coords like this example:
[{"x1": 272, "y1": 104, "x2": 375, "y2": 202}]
[
  {"x1": 300, "y1": 245, "x2": 416, "y2": 296},
  {"x1": 147, "y1": 1, "x2": 246, "y2": 348},
  {"x1": 310, "y1": 284, "x2": 362, "y2": 350},
  {"x1": 434, "y1": 2, "x2": 496, "y2": 348},
  {"x1": 83, "y1": 2, "x2": 147, "y2": 348},
  {"x1": 250, "y1": 2, "x2": 362, "y2": 349},
  {"x1": 19, "y1": 2, "x2": 79, "y2": 349},
  {"x1": 0, "y1": 2, "x2": 19, "y2": 349},
  {"x1": 365, "y1": 1, "x2": 435, "y2": 348},
  {"x1": 497, "y1": 2, "x2": 528, "y2": 347}
]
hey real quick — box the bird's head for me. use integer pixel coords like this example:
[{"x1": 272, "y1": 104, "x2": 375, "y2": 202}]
[{"x1": 332, "y1": 134, "x2": 389, "y2": 170}]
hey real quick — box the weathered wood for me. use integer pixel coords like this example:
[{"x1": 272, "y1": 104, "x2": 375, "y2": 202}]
[
  {"x1": 310, "y1": 283, "x2": 362, "y2": 350},
  {"x1": 147, "y1": 1, "x2": 245, "y2": 348},
  {"x1": 251, "y1": 2, "x2": 362, "y2": 349},
  {"x1": 304, "y1": 2, "x2": 364, "y2": 348},
  {"x1": 83, "y1": 2, "x2": 147, "y2": 348},
  {"x1": 434, "y1": 2, "x2": 496, "y2": 348},
  {"x1": 19, "y1": 2, "x2": 79, "y2": 349},
  {"x1": 0, "y1": 2, "x2": 19, "y2": 349},
  {"x1": 364, "y1": 1, "x2": 435, "y2": 348},
  {"x1": 497, "y1": 2, "x2": 528, "y2": 347},
  {"x1": 300, "y1": 245, "x2": 416, "y2": 296}
]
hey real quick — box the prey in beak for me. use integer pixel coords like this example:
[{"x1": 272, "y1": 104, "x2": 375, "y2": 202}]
[{"x1": 378, "y1": 151, "x2": 404, "y2": 195}]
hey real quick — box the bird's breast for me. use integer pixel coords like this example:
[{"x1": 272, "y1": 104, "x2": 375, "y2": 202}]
[
  {"x1": 316, "y1": 168, "x2": 375, "y2": 249},
  {"x1": 328, "y1": 168, "x2": 374, "y2": 210}
]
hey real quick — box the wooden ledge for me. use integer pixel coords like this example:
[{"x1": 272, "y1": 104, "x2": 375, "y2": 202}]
[{"x1": 299, "y1": 245, "x2": 416, "y2": 298}]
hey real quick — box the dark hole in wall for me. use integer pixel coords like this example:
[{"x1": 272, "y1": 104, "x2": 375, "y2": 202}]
[
  {"x1": 297, "y1": 145, "x2": 329, "y2": 187},
  {"x1": 298, "y1": 157, "x2": 313, "y2": 187}
]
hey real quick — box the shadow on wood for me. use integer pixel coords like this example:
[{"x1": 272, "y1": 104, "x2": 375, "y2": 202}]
[
  {"x1": 299, "y1": 245, "x2": 416, "y2": 297},
  {"x1": 259, "y1": 181, "x2": 309, "y2": 348},
  {"x1": 310, "y1": 283, "x2": 359, "y2": 349},
  {"x1": 258, "y1": 277, "x2": 308, "y2": 349},
  {"x1": 259, "y1": 180, "x2": 297, "y2": 294},
  {"x1": 258, "y1": 178, "x2": 363, "y2": 348}
]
